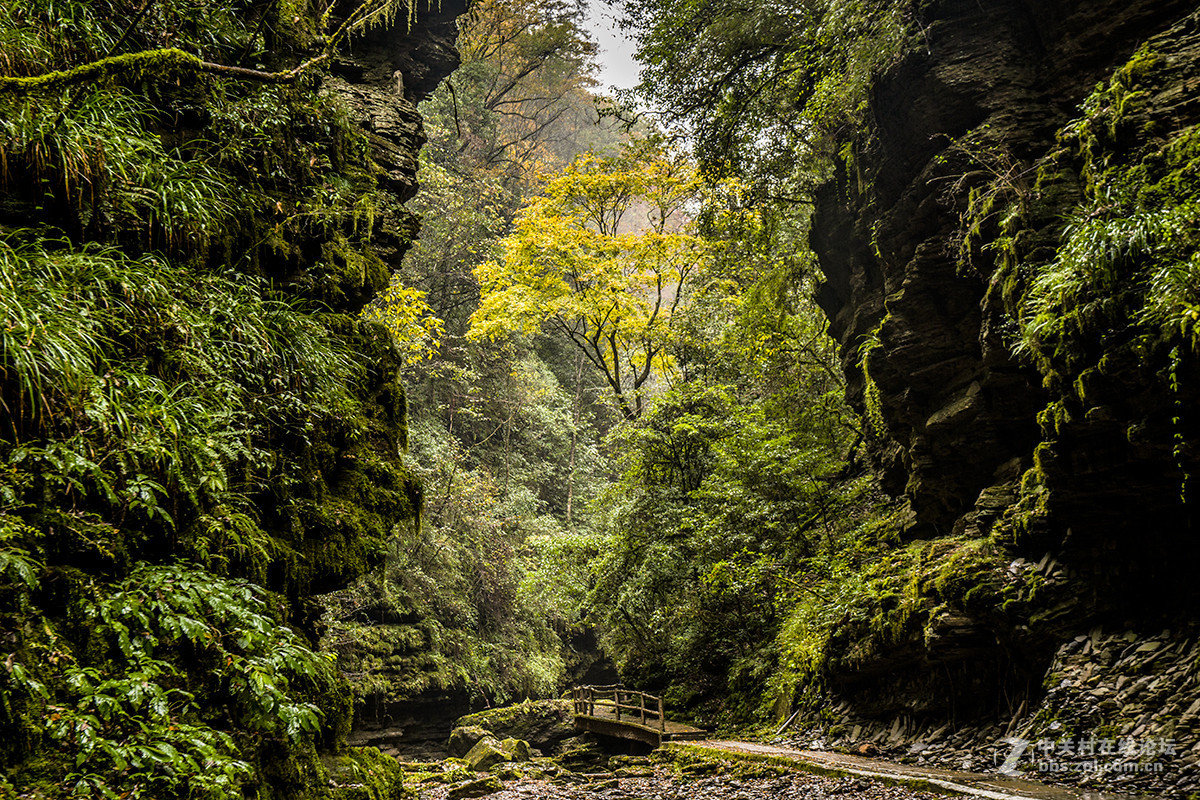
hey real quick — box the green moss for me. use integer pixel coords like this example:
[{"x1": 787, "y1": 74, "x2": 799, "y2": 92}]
[
  {"x1": 929, "y1": 538, "x2": 1002, "y2": 607},
  {"x1": 273, "y1": 0, "x2": 321, "y2": 52},
  {"x1": 316, "y1": 234, "x2": 392, "y2": 308},
  {"x1": 1035, "y1": 401, "x2": 1073, "y2": 436},
  {"x1": 1132, "y1": 126, "x2": 1200, "y2": 211},
  {"x1": 0, "y1": 48, "x2": 202, "y2": 93},
  {"x1": 1117, "y1": 44, "x2": 1161, "y2": 85},
  {"x1": 324, "y1": 747, "x2": 414, "y2": 800}
]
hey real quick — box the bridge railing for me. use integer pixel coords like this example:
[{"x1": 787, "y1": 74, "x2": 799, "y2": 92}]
[{"x1": 572, "y1": 684, "x2": 666, "y2": 733}]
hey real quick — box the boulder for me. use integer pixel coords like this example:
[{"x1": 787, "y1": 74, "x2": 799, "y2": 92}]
[
  {"x1": 448, "y1": 725, "x2": 492, "y2": 758},
  {"x1": 464, "y1": 736, "x2": 508, "y2": 772},
  {"x1": 453, "y1": 699, "x2": 576, "y2": 751},
  {"x1": 499, "y1": 737, "x2": 531, "y2": 762},
  {"x1": 446, "y1": 775, "x2": 503, "y2": 800}
]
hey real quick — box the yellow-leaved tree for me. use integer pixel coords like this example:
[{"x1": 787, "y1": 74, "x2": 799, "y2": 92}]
[
  {"x1": 469, "y1": 138, "x2": 711, "y2": 419},
  {"x1": 361, "y1": 283, "x2": 444, "y2": 364}
]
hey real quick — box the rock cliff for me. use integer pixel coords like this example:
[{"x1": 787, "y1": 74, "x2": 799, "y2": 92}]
[
  {"x1": 0, "y1": 1, "x2": 464, "y2": 795},
  {"x1": 809, "y1": 0, "x2": 1200, "y2": 792}
]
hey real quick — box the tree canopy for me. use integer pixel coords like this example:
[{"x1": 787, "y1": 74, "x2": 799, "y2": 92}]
[
  {"x1": 470, "y1": 138, "x2": 710, "y2": 419},
  {"x1": 619, "y1": 0, "x2": 912, "y2": 190}
]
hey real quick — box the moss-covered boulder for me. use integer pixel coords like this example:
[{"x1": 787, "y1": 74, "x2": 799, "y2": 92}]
[
  {"x1": 553, "y1": 736, "x2": 608, "y2": 772},
  {"x1": 453, "y1": 700, "x2": 576, "y2": 751},
  {"x1": 448, "y1": 725, "x2": 492, "y2": 758},
  {"x1": 324, "y1": 747, "x2": 413, "y2": 800},
  {"x1": 446, "y1": 775, "x2": 503, "y2": 800},
  {"x1": 463, "y1": 737, "x2": 508, "y2": 772},
  {"x1": 499, "y1": 738, "x2": 531, "y2": 762}
]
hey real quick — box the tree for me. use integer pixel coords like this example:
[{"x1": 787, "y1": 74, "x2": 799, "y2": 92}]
[
  {"x1": 334, "y1": 0, "x2": 626, "y2": 711},
  {"x1": 427, "y1": 0, "x2": 601, "y2": 193},
  {"x1": 617, "y1": 0, "x2": 911, "y2": 193},
  {"x1": 469, "y1": 137, "x2": 711, "y2": 419},
  {"x1": 581, "y1": 195, "x2": 877, "y2": 720}
]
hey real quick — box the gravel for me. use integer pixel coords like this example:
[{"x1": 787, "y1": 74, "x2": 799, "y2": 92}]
[{"x1": 417, "y1": 767, "x2": 948, "y2": 800}]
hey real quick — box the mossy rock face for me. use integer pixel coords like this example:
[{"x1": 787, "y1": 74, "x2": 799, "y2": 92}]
[
  {"x1": 448, "y1": 725, "x2": 492, "y2": 758},
  {"x1": 988, "y1": 23, "x2": 1200, "y2": 610},
  {"x1": 325, "y1": 747, "x2": 413, "y2": 800},
  {"x1": 0, "y1": 0, "x2": 466, "y2": 795},
  {"x1": 453, "y1": 700, "x2": 575, "y2": 750}
]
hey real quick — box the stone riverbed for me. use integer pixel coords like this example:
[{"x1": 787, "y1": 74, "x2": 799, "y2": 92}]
[{"x1": 415, "y1": 767, "x2": 946, "y2": 800}]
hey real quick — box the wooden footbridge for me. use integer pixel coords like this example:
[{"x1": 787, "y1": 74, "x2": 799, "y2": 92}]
[{"x1": 571, "y1": 685, "x2": 706, "y2": 747}]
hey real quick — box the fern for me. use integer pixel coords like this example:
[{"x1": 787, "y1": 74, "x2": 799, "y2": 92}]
[
  {"x1": 1017, "y1": 203, "x2": 1197, "y2": 364},
  {"x1": 38, "y1": 564, "x2": 333, "y2": 798}
]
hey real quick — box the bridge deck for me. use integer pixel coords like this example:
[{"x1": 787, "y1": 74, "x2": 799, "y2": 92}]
[{"x1": 579, "y1": 702, "x2": 706, "y2": 739}]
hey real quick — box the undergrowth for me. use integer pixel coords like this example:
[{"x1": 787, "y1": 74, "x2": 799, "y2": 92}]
[{"x1": 0, "y1": 0, "x2": 439, "y2": 796}]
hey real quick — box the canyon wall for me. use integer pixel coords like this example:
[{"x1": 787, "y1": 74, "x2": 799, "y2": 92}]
[
  {"x1": 808, "y1": 0, "x2": 1200, "y2": 792},
  {"x1": 0, "y1": 2, "x2": 464, "y2": 796}
]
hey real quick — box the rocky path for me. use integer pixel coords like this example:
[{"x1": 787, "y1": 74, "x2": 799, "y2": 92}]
[
  {"x1": 416, "y1": 767, "x2": 947, "y2": 800},
  {"x1": 399, "y1": 700, "x2": 1160, "y2": 800},
  {"x1": 408, "y1": 739, "x2": 1156, "y2": 800},
  {"x1": 680, "y1": 741, "x2": 1141, "y2": 800}
]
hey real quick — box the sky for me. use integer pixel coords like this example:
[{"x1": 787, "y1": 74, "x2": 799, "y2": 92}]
[{"x1": 582, "y1": 1, "x2": 642, "y2": 93}]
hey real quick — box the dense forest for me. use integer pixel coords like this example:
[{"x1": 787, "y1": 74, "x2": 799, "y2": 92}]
[
  {"x1": 2, "y1": 0, "x2": 1199, "y2": 797},
  {"x1": 321, "y1": 0, "x2": 888, "y2": 729}
]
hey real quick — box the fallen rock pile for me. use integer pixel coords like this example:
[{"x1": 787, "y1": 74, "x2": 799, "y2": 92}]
[{"x1": 778, "y1": 624, "x2": 1200, "y2": 797}]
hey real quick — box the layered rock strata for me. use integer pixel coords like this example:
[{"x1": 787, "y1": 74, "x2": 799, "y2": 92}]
[{"x1": 810, "y1": 0, "x2": 1200, "y2": 792}]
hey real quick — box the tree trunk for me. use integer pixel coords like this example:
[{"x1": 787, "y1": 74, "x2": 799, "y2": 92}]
[{"x1": 566, "y1": 352, "x2": 583, "y2": 523}]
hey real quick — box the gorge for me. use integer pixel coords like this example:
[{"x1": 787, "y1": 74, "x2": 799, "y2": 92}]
[{"x1": 0, "y1": 0, "x2": 1198, "y2": 798}]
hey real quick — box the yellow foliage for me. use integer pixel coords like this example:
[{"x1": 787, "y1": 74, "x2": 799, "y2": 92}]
[
  {"x1": 468, "y1": 140, "x2": 711, "y2": 418},
  {"x1": 361, "y1": 284, "x2": 444, "y2": 364}
]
